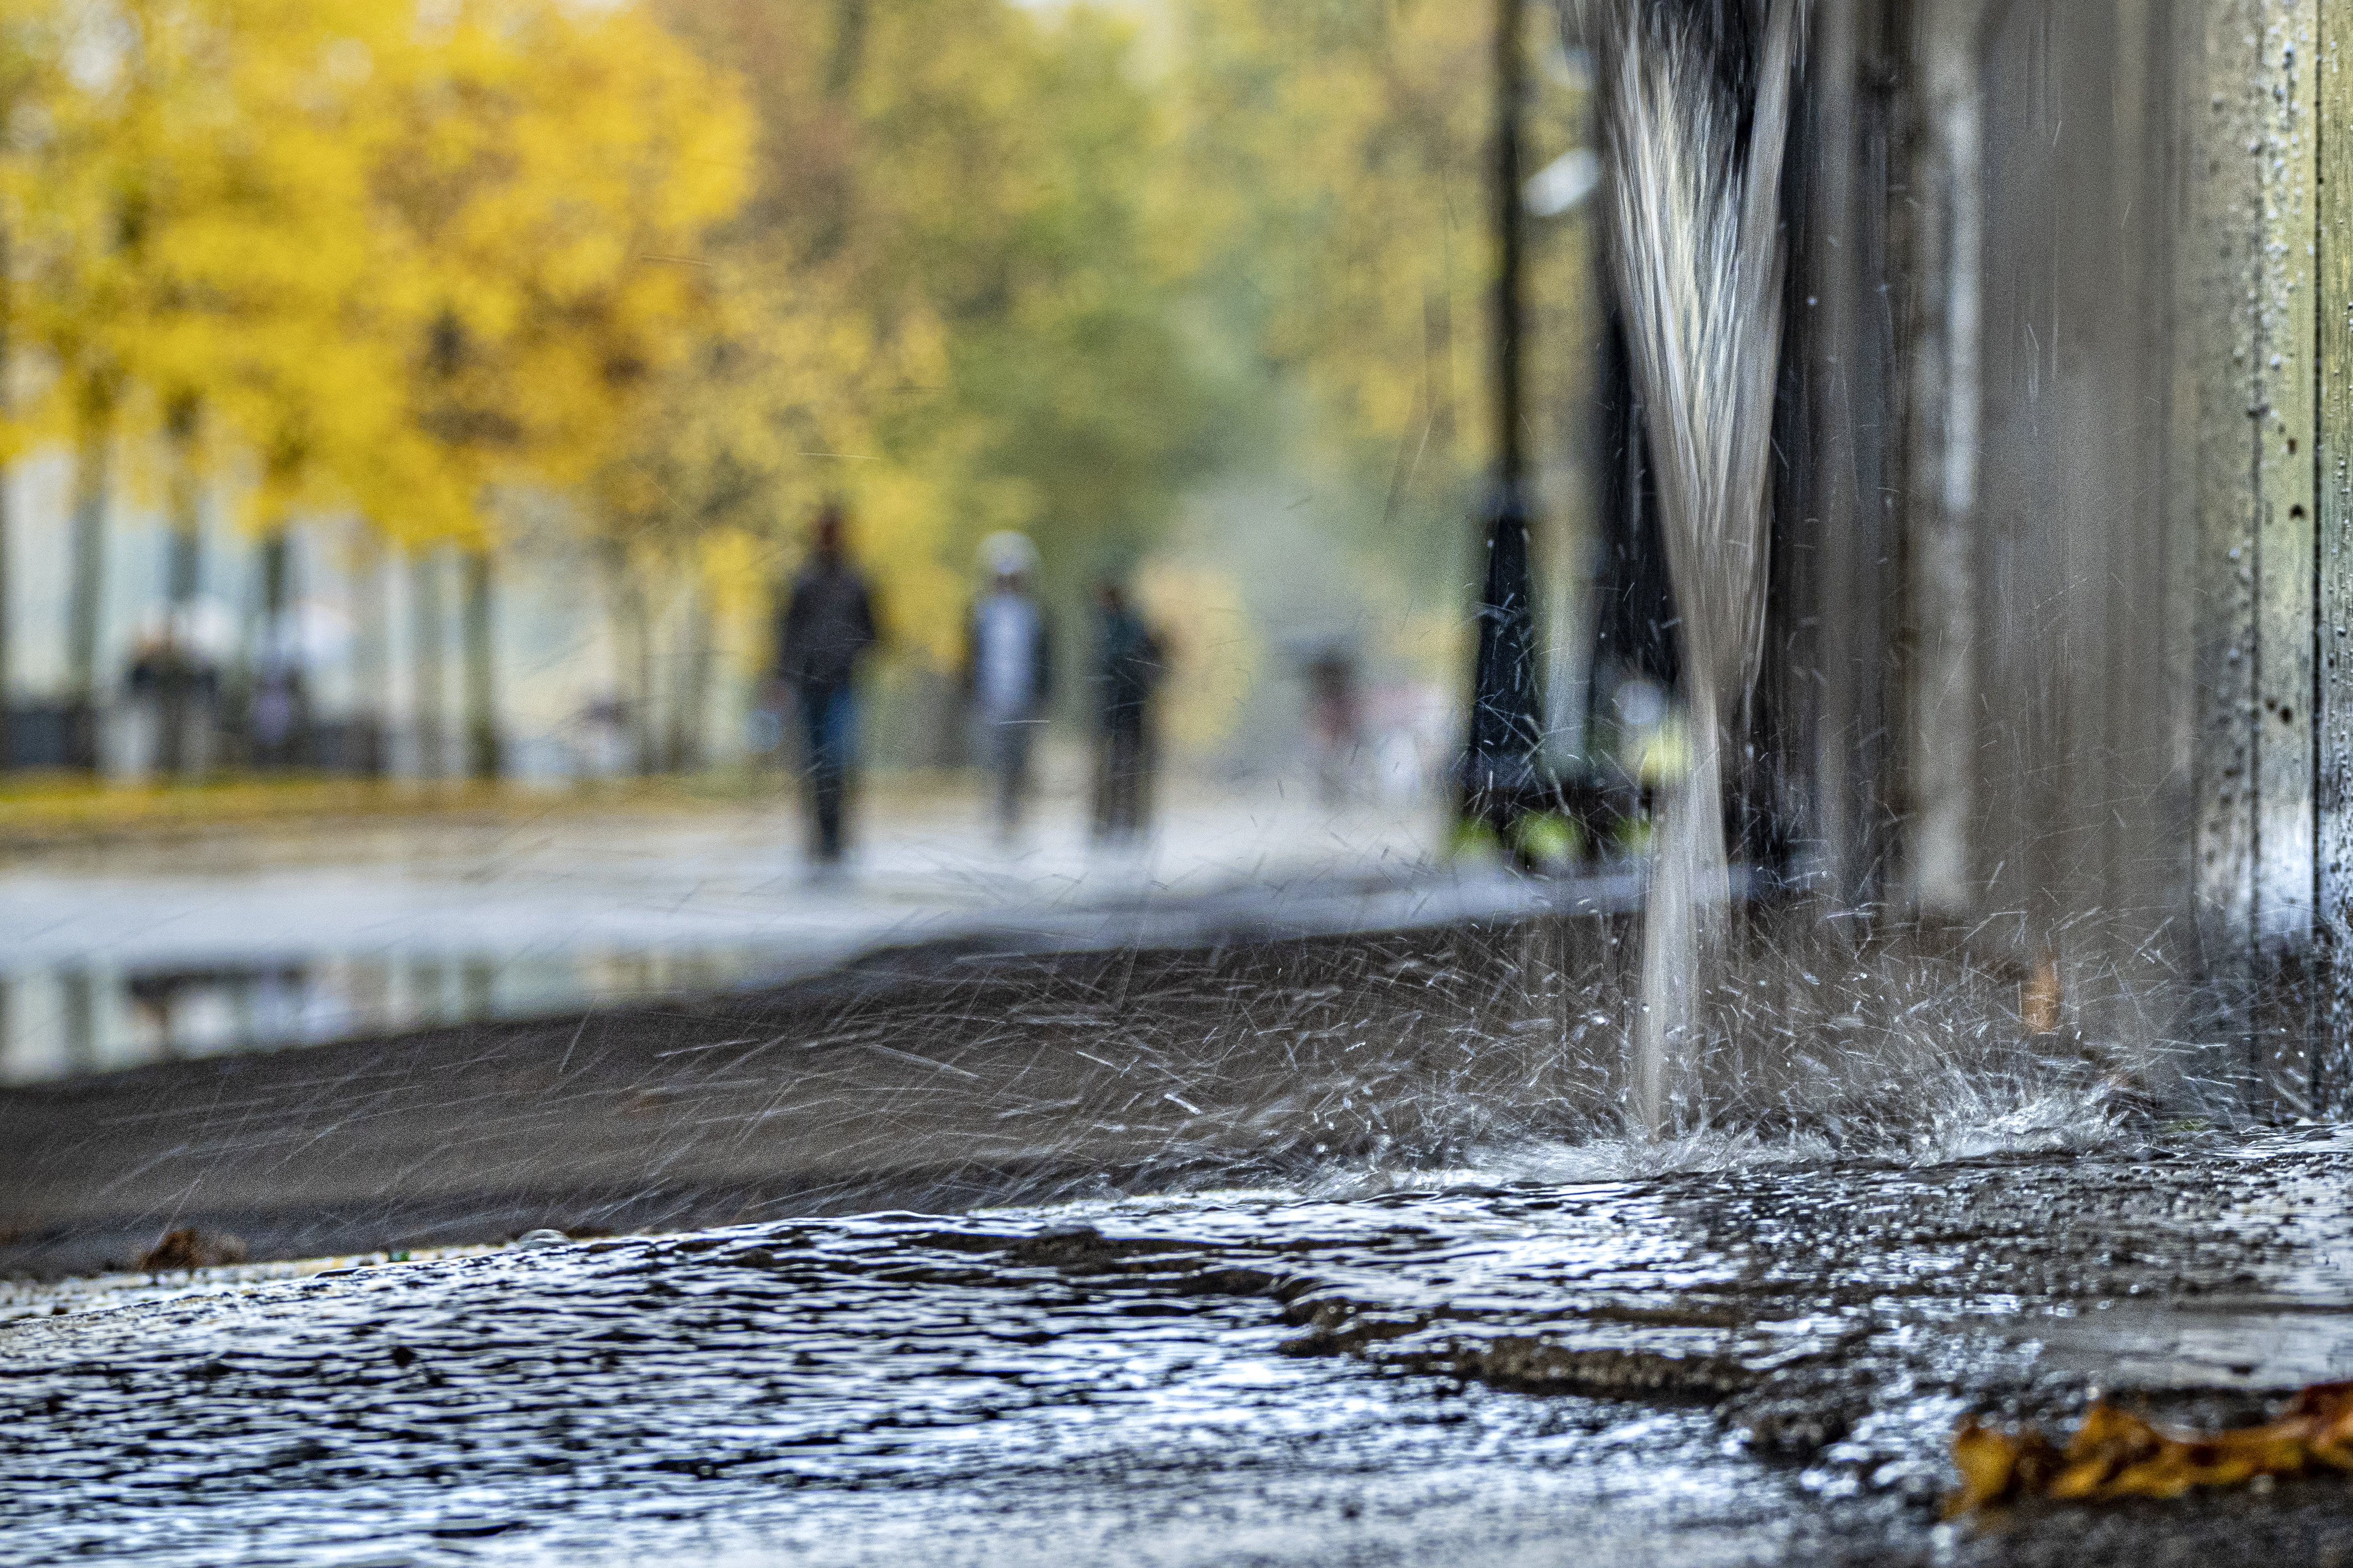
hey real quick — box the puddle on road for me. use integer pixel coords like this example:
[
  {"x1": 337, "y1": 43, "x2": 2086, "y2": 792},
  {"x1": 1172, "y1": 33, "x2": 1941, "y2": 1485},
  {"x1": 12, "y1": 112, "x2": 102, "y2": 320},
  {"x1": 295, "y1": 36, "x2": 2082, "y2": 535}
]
[{"x1": 0, "y1": 947, "x2": 779, "y2": 1085}]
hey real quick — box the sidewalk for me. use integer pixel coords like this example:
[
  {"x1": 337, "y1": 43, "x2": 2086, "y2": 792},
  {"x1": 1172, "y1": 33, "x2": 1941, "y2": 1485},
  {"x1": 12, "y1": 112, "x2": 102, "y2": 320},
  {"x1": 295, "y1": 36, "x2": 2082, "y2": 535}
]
[{"x1": 0, "y1": 774, "x2": 1595, "y2": 1083}]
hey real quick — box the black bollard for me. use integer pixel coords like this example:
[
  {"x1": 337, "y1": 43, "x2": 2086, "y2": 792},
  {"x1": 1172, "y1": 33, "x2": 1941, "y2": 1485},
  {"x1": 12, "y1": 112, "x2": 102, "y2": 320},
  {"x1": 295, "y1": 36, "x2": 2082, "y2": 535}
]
[
  {"x1": 1458, "y1": 0, "x2": 1548, "y2": 844},
  {"x1": 1464, "y1": 481, "x2": 1545, "y2": 824}
]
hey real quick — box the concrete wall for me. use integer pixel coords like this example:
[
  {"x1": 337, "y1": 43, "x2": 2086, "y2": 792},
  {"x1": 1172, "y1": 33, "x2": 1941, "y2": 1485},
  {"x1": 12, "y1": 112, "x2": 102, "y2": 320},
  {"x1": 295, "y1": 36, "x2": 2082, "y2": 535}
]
[{"x1": 1757, "y1": 0, "x2": 2349, "y2": 1103}]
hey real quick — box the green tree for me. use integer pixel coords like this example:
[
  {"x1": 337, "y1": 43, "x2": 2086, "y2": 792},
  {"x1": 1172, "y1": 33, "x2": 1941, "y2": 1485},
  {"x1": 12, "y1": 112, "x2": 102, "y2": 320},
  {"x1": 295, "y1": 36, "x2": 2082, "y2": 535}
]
[{"x1": 651, "y1": 0, "x2": 1219, "y2": 675}]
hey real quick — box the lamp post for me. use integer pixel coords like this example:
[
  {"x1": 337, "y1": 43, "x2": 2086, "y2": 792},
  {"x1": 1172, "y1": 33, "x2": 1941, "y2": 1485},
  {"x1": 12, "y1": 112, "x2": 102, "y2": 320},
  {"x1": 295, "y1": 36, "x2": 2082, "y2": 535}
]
[{"x1": 1461, "y1": 0, "x2": 1546, "y2": 833}]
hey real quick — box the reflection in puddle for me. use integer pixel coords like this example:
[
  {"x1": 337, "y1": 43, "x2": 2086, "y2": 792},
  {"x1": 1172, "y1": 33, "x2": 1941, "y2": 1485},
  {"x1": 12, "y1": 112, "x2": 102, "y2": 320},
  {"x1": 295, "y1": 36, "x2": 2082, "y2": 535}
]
[{"x1": 0, "y1": 948, "x2": 774, "y2": 1084}]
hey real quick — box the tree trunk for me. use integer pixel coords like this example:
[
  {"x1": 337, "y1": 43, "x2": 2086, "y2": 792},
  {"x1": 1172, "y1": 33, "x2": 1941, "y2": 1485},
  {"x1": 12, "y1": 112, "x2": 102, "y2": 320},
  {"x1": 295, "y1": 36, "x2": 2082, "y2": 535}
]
[
  {"x1": 661, "y1": 579, "x2": 689, "y2": 773},
  {"x1": 64, "y1": 401, "x2": 110, "y2": 772},
  {"x1": 0, "y1": 442, "x2": 11, "y2": 775},
  {"x1": 631, "y1": 575, "x2": 659, "y2": 777},
  {"x1": 251, "y1": 530, "x2": 303, "y2": 770},
  {"x1": 462, "y1": 546, "x2": 498, "y2": 781},
  {"x1": 682, "y1": 581, "x2": 715, "y2": 776},
  {"x1": 352, "y1": 530, "x2": 388, "y2": 777},
  {"x1": 0, "y1": 225, "x2": 15, "y2": 774},
  {"x1": 411, "y1": 548, "x2": 445, "y2": 779},
  {"x1": 160, "y1": 426, "x2": 201, "y2": 778},
  {"x1": 592, "y1": 541, "x2": 651, "y2": 778}
]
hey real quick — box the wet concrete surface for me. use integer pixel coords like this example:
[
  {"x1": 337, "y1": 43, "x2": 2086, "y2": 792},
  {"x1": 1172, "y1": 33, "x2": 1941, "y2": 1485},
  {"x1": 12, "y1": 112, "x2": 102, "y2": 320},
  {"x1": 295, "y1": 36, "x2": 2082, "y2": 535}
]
[
  {"x1": 10, "y1": 1133, "x2": 2353, "y2": 1565},
  {"x1": 0, "y1": 915, "x2": 1647, "y2": 1278},
  {"x1": 8, "y1": 894, "x2": 2348, "y2": 1562},
  {"x1": 0, "y1": 788, "x2": 1458, "y2": 1083},
  {"x1": 1, "y1": 897, "x2": 2080, "y2": 1283}
]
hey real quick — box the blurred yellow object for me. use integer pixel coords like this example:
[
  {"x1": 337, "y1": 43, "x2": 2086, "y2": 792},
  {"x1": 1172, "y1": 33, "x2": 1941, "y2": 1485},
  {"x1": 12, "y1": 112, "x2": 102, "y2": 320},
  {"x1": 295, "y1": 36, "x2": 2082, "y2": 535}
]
[
  {"x1": 1946, "y1": 1382, "x2": 2353, "y2": 1516},
  {"x1": 1134, "y1": 561, "x2": 1263, "y2": 759},
  {"x1": 7, "y1": 0, "x2": 751, "y2": 542},
  {"x1": 1511, "y1": 811, "x2": 1580, "y2": 869},
  {"x1": 0, "y1": 773, "x2": 778, "y2": 851},
  {"x1": 1633, "y1": 710, "x2": 1692, "y2": 785}
]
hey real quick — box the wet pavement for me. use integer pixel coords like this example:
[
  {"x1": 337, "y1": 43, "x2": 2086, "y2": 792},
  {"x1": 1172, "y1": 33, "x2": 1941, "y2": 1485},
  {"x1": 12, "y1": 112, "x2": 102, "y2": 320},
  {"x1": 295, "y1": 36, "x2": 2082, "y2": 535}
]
[
  {"x1": 9, "y1": 810, "x2": 2349, "y2": 1564},
  {"x1": 10, "y1": 1128, "x2": 2353, "y2": 1565},
  {"x1": 8, "y1": 904, "x2": 2036, "y2": 1283},
  {"x1": 0, "y1": 786, "x2": 1466, "y2": 1083}
]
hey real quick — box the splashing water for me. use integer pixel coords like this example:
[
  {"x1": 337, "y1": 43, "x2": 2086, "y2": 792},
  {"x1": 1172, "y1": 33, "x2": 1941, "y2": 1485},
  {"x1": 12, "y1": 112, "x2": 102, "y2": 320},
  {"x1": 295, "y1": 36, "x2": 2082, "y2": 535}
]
[
  {"x1": 1604, "y1": 0, "x2": 1800, "y2": 1135},
  {"x1": 5, "y1": 899, "x2": 2223, "y2": 1279}
]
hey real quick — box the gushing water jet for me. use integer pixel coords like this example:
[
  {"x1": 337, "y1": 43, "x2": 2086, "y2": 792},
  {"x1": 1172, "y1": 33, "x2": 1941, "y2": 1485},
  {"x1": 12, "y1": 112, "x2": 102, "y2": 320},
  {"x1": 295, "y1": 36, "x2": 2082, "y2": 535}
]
[{"x1": 1600, "y1": 0, "x2": 1799, "y2": 1136}]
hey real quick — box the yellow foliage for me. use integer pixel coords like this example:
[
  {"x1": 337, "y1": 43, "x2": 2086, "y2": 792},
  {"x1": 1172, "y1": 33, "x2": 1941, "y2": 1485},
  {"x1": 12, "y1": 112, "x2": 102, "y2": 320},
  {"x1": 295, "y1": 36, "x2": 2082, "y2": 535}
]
[
  {"x1": 1157, "y1": 0, "x2": 1498, "y2": 476},
  {"x1": 4, "y1": 0, "x2": 405, "y2": 494},
  {"x1": 0, "y1": 0, "x2": 752, "y2": 543},
  {"x1": 360, "y1": 0, "x2": 753, "y2": 543},
  {"x1": 848, "y1": 460, "x2": 977, "y2": 671},
  {"x1": 0, "y1": 0, "x2": 1588, "y2": 761}
]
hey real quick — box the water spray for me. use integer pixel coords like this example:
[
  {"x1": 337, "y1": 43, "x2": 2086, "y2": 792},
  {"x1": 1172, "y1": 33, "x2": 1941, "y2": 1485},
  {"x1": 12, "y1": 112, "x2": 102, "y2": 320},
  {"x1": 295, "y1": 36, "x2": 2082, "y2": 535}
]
[{"x1": 1601, "y1": 0, "x2": 1800, "y2": 1135}]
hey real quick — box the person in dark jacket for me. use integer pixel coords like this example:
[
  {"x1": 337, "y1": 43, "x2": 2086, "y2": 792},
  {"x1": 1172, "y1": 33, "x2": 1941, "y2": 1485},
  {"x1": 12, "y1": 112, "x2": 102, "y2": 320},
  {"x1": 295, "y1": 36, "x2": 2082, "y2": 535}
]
[
  {"x1": 775, "y1": 502, "x2": 880, "y2": 866},
  {"x1": 962, "y1": 532, "x2": 1053, "y2": 843},
  {"x1": 1090, "y1": 580, "x2": 1163, "y2": 843}
]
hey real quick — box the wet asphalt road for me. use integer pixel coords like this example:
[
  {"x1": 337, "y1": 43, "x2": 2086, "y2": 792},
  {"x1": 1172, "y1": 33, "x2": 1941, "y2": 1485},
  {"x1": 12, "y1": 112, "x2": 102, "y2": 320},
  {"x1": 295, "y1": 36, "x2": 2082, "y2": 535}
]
[
  {"x1": 11, "y1": 1129, "x2": 2353, "y2": 1566},
  {"x1": 0, "y1": 917, "x2": 1639, "y2": 1278},
  {"x1": 6, "y1": 874, "x2": 2349, "y2": 1564}
]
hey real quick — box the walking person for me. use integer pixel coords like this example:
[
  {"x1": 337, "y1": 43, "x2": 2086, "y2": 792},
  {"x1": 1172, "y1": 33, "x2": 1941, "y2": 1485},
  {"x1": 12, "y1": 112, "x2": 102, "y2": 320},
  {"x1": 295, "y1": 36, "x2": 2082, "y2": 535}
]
[
  {"x1": 124, "y1": 615, "x2": 219, "y2": 781},
  {"x1": 1090, "y1": 579, "x2": 1163, "y2": 844},
  {"x1": 1302, "y1": 647, "x2": 1362, "y2": 805},
  {"x1": 775, "y1": 501, "x2": 880, "y2": 870},
  {"x1": 249, "y1": 619, "x2": 307, "y2": 771},
  {"x1": 963, "y1": 533, "x2": 1053, "y2": 843}
]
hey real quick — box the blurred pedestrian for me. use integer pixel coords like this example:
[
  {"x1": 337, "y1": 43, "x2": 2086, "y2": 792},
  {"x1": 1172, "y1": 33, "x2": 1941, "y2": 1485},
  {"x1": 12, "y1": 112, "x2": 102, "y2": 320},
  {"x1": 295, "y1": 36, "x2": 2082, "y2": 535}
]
[
  {"x1": 249, "y1": 619, "x2": 307, "y2": 770},
  {"x1": 776, "y1": 501, "x2": 880, "y2": 869},
  {"x1": 124, "y1": 617, "x2": 219, "y2": 780},
  {"x1": 1303, "y1": 647, "x2": 1361, "y2": 805},
  {"x1": 1090, "y1": 579, "x2": 1163, "y2": 844},
  {"x1": 963, "y1": 532, "x2": 1053, "y2": 842}
]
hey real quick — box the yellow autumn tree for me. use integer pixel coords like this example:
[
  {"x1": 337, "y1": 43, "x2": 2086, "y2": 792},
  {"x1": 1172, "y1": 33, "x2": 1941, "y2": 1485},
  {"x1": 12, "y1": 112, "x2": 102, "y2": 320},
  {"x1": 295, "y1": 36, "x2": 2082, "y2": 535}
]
[
  {"x1": 356, "y1": 0, "x2": 750, "y2": 542},
  {"x1": 0, "y1": 0, "x2": 747, "y2": 776},
  {"x1": 0, "y1": 0, "x2": 420, "y2": 763},
  {"x1": 341, "y1": 0, "x2": 750, "y2": 775}
]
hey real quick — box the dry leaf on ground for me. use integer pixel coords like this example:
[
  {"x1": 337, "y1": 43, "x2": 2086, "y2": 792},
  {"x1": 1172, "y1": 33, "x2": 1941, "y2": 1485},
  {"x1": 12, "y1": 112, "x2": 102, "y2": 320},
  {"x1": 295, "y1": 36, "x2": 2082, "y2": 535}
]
[{"x1": 1948, "y1": 1382, "x2": 2353, "y2": 1515}]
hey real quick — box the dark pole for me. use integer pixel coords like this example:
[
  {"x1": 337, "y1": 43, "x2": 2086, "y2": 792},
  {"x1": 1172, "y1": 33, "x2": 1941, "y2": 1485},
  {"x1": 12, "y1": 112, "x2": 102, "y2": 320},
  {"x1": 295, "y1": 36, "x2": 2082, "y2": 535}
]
[
  {"x1": 462, "y1": 546, "x2": 499, "y2": 781},
  {"x1": 1462, "y1": 0, "x2": 1544, "y2": 826},
  {"x1": 162, "y1": 397, "x2": 200, "y2": 778},
  {"x1": 1494, "y1": 0, "x2": 1528, "y2": 490},
  {"x1": 254, "y1": 528, "x2": 301, "y2": 769},
  {"x1": 64, "y1": 396, "x2": 109, "y2": 774}
]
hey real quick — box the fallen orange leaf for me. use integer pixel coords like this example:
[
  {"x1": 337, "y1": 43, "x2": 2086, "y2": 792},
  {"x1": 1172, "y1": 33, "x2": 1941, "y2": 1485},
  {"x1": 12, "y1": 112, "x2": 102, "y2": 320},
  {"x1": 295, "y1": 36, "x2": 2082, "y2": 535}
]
[{"x1": 1947, "y1": 1381, "x2": 2353, "y2": 1515}]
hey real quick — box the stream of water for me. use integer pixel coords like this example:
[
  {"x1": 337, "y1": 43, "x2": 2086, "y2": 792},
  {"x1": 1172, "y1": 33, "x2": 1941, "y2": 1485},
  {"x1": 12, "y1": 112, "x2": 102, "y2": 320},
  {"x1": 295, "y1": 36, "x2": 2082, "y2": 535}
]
[{"x1": 1605, "y1": 0, "x2": 1798, "y2": 1136}]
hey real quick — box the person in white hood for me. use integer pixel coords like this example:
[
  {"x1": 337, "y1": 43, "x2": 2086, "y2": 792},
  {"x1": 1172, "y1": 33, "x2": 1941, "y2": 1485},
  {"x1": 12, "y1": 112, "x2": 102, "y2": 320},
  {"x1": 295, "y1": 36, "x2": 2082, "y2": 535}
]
[{"x1": 962, "y1": 532, "x2": 1054, "y2": 841}]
